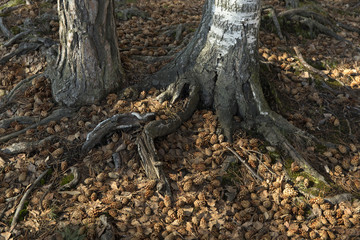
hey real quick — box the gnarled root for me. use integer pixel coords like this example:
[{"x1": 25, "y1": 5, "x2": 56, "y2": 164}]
[
  {"x1": 136, "y1": 80, "x2": 199, "y2": 197},
  {"x1": 278, "y1": 7, "x2": 360, "y2": 50}
]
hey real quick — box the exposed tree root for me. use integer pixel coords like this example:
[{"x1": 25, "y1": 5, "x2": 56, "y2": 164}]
[
  {"x1": 136, "y1": 82, "x2": 199, "y2": 197},
  {"x1": 0, "y1": 16, "x2": 12, "y2": 39},
  {"x1": 293, "y1": 46, "x2": 329, "y2": 79},
  {"x1": 82, "y1": 81, "x2": 199, "y2": 197},
  {"x1": 0, "y1": 73, "x2": 43, "y2": 111},
  {"x1": 278, "y1": 7, "x2": 360, "y2": 51},
  {"x1": 0, "y1": 42, "x2": 42, "y2": 65},
  {"x1": 116, "y1": 7, "x2": 149, "y2": 21},
  {"x1": 1, "y1": 136, "x2": 56, "y2": 155},
  {"x1": 4, "y1": 30, "x2": 32, "y2": 47},
  {"x1": 0, "y1": 4, "x2": 24, "y2": 16},
  {"x1": 0, "y1": 108, "x2": 75, "y2": 143},
  {"x1": 254, "y1": 113, "x2": 331, "y2": 186},
  {"x1": 0, "y1": 116, "x2": 40, "y2": 129},
  {"x1": 285, "y1": 0, "x2": 299, "y2": 8},
  {"x1": 293, "y1": 46, "x2": 346, "y2": 88},
  {"x1": 81, "y1": 112, "x2": 155, "y2": 153}
]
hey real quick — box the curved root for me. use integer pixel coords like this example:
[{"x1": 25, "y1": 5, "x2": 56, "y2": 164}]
[{"x1": 136, "y1": 79, "x2": 199, "y2": 197}]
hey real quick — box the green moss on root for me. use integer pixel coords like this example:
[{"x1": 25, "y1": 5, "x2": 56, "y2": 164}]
[
  {"x1": 60, "y1": 173, "x2": 74, "y2": 186},
  {"x1": 284, "y1": 158, "x2": 332, "y2": 197}
]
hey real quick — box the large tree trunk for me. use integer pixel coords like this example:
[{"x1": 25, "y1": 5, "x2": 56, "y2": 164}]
[
  {"x1": 154, "y1": 0, "x2": 268, "y2": 140},
  {"x1": 48, "y1": 0, "x2": 124, "y2": 107},
  {"x1": 154, "y1": 0, "x2": 329, "y2": 184}
]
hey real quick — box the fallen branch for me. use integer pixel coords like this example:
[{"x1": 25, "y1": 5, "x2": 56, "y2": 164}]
[
  {"x1": 10, "y1": 168, "x2": 50, "y2": 232},
  {"x1": 226, "y1": 147, "x2": 263, "y2": 182},
  {"x1": 0, "y1": 17, "x2": 12, "y2": 39}
]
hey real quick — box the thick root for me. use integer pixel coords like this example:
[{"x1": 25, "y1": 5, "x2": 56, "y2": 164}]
[
  {"x1": 136, "y1": 80, "x2": 200, "y2": 197},
  {"x1": 254, "y1": 113, "x2": 332, "y2": 190},
  {"x1": 0, "y1": 73, "x2": 43, "y2": 111}
]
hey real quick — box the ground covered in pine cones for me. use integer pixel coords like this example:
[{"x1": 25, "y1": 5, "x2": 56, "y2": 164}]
[{"x1": 0, "y1": 0, "x2": 360, "y2": 239}]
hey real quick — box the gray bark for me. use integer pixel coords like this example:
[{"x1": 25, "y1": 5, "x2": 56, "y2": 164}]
[{"x1": 48, "y1": 0, "x2": 124, "y2": 107}]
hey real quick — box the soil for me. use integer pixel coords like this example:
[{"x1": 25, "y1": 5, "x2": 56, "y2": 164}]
[{"x1": 0, "y1": 0, "x2": 360, "y2": 239}]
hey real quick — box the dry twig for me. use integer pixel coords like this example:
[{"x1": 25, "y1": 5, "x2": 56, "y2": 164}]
[
  {"x1": 10, "y1": 169, "x2": 50, "y2": 232},
  {"x1": 226, "y1": 147, "x2": 263, "y2": 182}
]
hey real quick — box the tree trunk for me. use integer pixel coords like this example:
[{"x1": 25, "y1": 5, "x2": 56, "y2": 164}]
[
  {"x1": 48, "y1": 0, "x2": 124, "y2": 107},
  {"x1": 154, "y1": 0, "x2": 328, "y2": 184},
  {"x1": 154, "y1": 0, "x2": 268, "y2": 140}
]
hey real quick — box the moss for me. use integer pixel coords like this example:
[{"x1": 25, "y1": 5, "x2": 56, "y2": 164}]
[
  {"x1": 39, "y1": 2, "x2": 53, "y2": 9},
  {"x1": 314, "y1": 144, "x2": 327, "y2": 153},
  {"x1": 325, "y1": 79, "x2": 343, "y2": 88},
  {"x1": 40, "y1": 168, "x2": 53, "y2": 185},
  {"x1": 221, "y1": 162, "x2": 242, "y2": 186},
  {"x1": 18, "y1": 208, "x2": 29, "y2": 221},
  {"x1": 10, "y1": 26, "x2": 21, "y2": 35},
  {"x1": 60, "y1": 173, "x2": 74, "y2": 186},
  {"x1": 116, "y1": 12, "x2": 124, "y2": 19},
  {"x1": 60, "y1": 226, "x2": 86, "y2": 240},
  {"x1": 9, "y1": 201, "x2": 29, "y2": 224},
  {"x1": 269, "y1": 151, "x2": 280, "y2": 160},
  {"x1": 283, "y1": 158, "x2": 332, "y2": 197},
  {"x1": 48, "y1": 208, "x2": 58, "y2": 220},
  {"x1": 0, "y1": 0, "x2": 25, "y2": 11}
]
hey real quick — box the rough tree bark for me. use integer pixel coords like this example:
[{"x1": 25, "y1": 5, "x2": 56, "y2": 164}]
[
  {"x1": 48, "y1": 0, "x2": 124, "y2": 107},
  {"x1": 153, "y1": 0, "x2": 328, "y2": 183}
]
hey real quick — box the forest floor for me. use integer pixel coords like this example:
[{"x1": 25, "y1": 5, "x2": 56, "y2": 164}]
[{"x1": 0, "y1": 0, "x2": 360, "y2": 239}]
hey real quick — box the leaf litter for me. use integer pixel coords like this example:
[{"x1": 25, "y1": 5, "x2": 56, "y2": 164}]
[{"x1": 0, "y1": 0, "x2": 360, "y2": 239}]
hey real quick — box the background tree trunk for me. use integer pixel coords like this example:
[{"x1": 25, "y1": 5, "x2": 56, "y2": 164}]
[{"x1": 49, "y1": 0, "x2": 124, "y2": 107}]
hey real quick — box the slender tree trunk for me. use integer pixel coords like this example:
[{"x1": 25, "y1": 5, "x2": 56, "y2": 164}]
[{"x1": 48, "y1": 0, "x2": 124, "y2": 107}]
